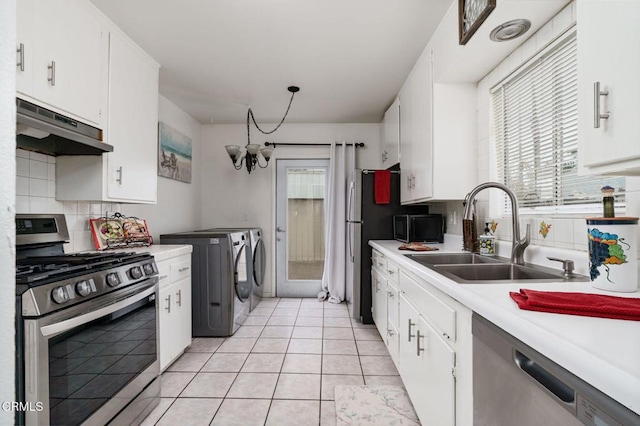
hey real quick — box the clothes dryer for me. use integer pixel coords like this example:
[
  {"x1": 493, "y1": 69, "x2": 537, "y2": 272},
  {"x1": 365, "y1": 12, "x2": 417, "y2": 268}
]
[
  {"x1": 199, "y1": 227, "x2": 265, "y2": 311},
  {"x1": 160, "y1": 230, "x2": 251, "y2": 336}
]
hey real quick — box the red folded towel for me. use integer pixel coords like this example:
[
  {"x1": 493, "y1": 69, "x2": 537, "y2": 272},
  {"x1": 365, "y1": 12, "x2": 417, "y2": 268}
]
[
  {"x1": 374, "y1": 170, "x2": 391, "y2": 204},
  {"x1": 510, "y1": 289, "x2": 640, "y2": 321}
]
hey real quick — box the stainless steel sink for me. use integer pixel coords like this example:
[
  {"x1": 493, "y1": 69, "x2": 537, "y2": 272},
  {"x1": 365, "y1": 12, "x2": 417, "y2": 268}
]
[
  {"x1": 404, "y1": 253, "x2": 505, "y2": 266},
  {"x1": 404, "y1": 252, "x2": 589, "y2": 283}
]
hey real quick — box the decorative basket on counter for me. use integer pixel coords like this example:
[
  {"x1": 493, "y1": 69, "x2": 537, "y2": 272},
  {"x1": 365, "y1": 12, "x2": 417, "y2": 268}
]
[
  {"x1": 90, "y1": 212, "x2": 152, "y2": 250},
  {"x1": 586, "y1": 217, "x2": 638, "y2": 292}
]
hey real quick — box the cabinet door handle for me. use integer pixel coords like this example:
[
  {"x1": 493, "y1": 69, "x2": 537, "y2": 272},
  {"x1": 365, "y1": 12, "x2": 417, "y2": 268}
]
[
  {"x1": 47, "y1": 61, "x2": 56, "y2": 86},
  {"x1": 387, "y1": 329, "x2": 395, "y2": 337},
  {"x1": 416, "y1": 330, "x2": 425, "y2": 356},
  {"x1": 165, "y1": 294, "x2": 171, "y2": 313},
  {"x1": 408, "y1": 319, "x2": 416, "y2": 342},
  {"x1": 594, "y1": 81, "x2": 610, "y2": 128},
  {"x1": 387, "y1": 269, "x2": 395, "y2": 275},
  {"x1": 176, "y1": 289, "x2": 182, "y2": 307},
  {"x1": 116, "y1": 166, "x2": 123, "y2": 184},
  {"x1": 387, "y1": 291, "x2": 394, "y2": 298},
  {"x1": 17, "y1": 43, "x2": 24, "y2": 71}
]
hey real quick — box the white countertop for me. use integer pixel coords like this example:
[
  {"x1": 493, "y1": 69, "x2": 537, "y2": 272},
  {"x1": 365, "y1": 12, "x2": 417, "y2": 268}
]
[
  {"x1": 370, "y1": 239, "x2": 640, "y2": 416},
  {"x1": 111, "y1": 244, "x2": 192, "y2": 262}
]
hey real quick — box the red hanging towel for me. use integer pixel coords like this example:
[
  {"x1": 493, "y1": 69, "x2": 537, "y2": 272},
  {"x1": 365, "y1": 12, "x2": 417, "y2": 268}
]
[
  {"x1": 510, "y1": 288, "x2": 640, "y2": 321},
  {"x1": 374, "y1": 170, "x2": 391, "y2": 204}
]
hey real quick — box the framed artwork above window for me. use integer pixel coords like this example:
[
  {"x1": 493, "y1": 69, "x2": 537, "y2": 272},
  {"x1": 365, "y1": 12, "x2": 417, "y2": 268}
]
[{"x1": 458, "y1": 0, "x2": 496, "y2": 45}]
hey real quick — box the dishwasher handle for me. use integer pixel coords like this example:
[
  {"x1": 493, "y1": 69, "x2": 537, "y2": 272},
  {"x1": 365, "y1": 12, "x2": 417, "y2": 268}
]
[{"x1": 514, "y1": 349, "x2": 575, "y2": 404}]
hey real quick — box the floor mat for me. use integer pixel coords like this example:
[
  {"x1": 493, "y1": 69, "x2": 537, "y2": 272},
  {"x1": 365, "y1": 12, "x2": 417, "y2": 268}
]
[{"x1": 334, "y1": 385, "x2": 420, "y2": 425}]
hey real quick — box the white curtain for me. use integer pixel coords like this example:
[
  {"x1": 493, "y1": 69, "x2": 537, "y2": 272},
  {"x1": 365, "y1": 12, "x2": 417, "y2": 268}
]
[{"x1": 319, "y1": 142, "x2": 356, "y2": 303}]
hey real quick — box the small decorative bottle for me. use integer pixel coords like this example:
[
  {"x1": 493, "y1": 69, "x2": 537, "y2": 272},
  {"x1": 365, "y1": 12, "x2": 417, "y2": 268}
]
[
  {"x1": 479, "y1": 223, "x2": 495, "y2": 255},
  {"x1": 601, "y1": 185, "x2": 615, "y2": 218}
]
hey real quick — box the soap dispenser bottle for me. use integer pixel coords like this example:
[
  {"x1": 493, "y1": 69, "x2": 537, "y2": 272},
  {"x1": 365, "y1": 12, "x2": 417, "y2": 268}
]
[{"x1": 479, "y1": 223, "x2": 495, "y2": 255}]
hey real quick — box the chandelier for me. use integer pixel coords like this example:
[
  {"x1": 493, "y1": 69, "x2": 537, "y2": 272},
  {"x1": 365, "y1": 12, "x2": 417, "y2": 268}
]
[{"x1": 225, "y1": 86, "x2": 300, "y2": 174}]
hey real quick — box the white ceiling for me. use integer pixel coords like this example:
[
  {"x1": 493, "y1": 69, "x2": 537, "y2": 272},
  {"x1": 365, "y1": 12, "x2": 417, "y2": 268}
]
[{"x1": 90, "y1": 0, "x2": 453, "y2": 125}]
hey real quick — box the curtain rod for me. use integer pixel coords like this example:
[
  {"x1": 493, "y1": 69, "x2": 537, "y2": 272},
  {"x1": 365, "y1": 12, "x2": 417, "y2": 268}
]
[{"x1": 264, "y1": 142, "x2": 365, "y2": 148}]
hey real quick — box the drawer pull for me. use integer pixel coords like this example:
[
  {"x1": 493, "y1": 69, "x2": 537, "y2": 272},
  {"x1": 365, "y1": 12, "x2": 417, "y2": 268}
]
[
  {"x1": 158, "y1": 274, "x2": 169, "y2": 280},
  {"x1": 387, "y1": 270, "x2": 395, "y2": 275},
  {"x1": 178, "y1": 267, "x2": 189, "y2": 272},
  {"x1": 387, "y1": 329, "x2": 395, "y2": 337},
  {"x1": 416, "y1": 330, "x2": 425, "y2": 356},
  {"x1": 387, "y1": 291, "x2": 394, "y2": 298},
  {"x1": 408, "y1": 319, "x2": 416, "y2": 342},
  {"x1": 443, "y1": 332, "x2": 450, "y2": 340}
]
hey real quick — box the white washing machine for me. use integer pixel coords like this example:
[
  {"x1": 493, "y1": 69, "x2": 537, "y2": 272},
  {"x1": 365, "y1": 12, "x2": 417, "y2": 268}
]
[{"x1": 160, "y1": 230, "x2": 251, "y2": 336}]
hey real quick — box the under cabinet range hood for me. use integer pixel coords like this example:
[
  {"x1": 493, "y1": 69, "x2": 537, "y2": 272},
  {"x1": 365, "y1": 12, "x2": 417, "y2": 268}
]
[{"x1": 15, "y1": 98, "x2": 113, "y2": 156}]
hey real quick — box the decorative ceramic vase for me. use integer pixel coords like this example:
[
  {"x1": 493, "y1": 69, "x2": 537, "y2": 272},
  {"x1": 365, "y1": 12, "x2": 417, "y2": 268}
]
[{"x1": 586, "y1": 217, "x2": 638, "y2": 292}]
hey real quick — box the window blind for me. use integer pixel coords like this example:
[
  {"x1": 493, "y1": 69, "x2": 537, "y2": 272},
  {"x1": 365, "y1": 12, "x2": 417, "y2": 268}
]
[{"x1": 492, "y1": 31, "x2": 624, "y2": 213}]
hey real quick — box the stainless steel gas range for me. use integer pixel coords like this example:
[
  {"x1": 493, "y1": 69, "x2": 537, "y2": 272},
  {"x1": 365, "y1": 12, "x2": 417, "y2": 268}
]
[{"x1": 15, "y1": 214, "x2": 160, "y2": 426}]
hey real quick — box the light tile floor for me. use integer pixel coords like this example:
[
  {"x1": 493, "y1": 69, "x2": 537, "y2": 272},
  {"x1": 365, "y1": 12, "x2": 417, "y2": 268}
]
[{"x1": 141, "y1": 297, "x2": 404, "y2": 426}]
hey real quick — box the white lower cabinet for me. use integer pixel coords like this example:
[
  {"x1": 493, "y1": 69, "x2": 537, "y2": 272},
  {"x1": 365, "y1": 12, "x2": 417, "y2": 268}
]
[
  {"x1": 399, "y1": 292, "x2": 455, "y2": 426},
  {"x1": 371, "y1": 248, "x2": 473, "y2": 426},
  {"x1": 157, "y1": 253, "x2": 192, "y2": 371},
  {"x1": 371, "y1": 268, "x2": 387, "y2": 338},
  {"x1": 372, "y1": 252, "x2": 402, "y2": 365},
  {"x1": 386, "y1": 280, "x2": 400, "y2": 365}
]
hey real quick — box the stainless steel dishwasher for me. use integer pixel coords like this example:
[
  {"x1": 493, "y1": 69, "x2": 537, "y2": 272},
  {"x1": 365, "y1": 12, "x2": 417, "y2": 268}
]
[{"x1": 472, "y1": 314, "x2": 639, "y2": 426}]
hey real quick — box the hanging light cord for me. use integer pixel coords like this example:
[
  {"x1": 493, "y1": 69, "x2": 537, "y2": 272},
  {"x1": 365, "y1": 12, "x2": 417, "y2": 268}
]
[{"x1": 246, "y1": 88, "x2": 297, "y2": 145}]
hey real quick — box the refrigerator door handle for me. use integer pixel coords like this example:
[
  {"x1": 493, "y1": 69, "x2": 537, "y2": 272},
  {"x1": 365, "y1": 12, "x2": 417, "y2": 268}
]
[
  {"x1": 346, "y1": 181, "x2": 363, "y2": 224},
  {"x1": 347, "y1": 181, "x2": 355, "y2": 262}
]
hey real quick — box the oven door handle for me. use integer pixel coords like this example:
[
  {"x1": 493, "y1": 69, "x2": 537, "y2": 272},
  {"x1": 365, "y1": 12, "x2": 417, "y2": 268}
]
[{"x1": 40, "y1": 284, "x2": 157, "y2": 337}]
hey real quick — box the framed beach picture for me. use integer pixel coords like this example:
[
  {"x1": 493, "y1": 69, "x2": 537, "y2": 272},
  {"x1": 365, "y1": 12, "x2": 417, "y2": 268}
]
[{"x1": 158, "y1": 122, "x2": 192, "y2": 183}]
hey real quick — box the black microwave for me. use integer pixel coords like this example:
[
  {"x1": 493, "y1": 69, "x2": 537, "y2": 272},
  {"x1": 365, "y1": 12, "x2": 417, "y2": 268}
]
[{"x1": 393, "y1": 214, "x2": 444, "y2": 243}]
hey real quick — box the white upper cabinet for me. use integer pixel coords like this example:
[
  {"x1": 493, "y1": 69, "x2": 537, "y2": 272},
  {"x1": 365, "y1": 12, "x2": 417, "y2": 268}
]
[
  {"x1": 381, "y1": 97, "x2": 400, "y2": 168},
  {"x1": 56, "y1": 10, "x2": 160, "y2": 204},
  {"x1": 16, "y1": 0, "x2": 108, "y2": 127},
  {"x1": 577, "y1": 0, "x2": 640, "y2": 175},
  {"x1": 399, "y1": 45, "x2": 476, "y2": 204},
  {"x1": 105, "y1": 30, "x2": 159, "y2": 202},
  {"x1": 400, "y1": 48, "x2": 432, "y2": 204}
]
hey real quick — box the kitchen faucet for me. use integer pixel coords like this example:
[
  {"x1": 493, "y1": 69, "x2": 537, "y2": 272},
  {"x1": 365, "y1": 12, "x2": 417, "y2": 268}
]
[{"x1": 463, "y1": 182, "x2": 530, "y2": 265}]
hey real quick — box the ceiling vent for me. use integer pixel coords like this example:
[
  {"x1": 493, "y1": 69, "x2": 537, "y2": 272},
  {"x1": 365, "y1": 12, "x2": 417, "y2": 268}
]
[{"x1": 490, "y1": 19, "x2": 531, "y2": 42}]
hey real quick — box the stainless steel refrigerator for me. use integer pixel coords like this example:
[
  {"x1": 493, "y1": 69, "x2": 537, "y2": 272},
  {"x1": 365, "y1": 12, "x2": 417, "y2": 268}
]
[{"x1": 346, "y1": 166, "x2": 426, "y2": 323}]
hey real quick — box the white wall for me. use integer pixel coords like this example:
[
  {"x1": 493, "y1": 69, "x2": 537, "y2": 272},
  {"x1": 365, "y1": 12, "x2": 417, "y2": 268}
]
[
  {"x1": 124, "y1": 95, "x2": 203, "y2": 241},
  {"x1": 16, "y1": 96, "x2": 203, "y2": 250},
  {"x1": 201, "y1": 123, "x2": 381, "y2": 296},
  {"x1": 1, "y1": 0, "x2": 16, "y2": 419},
  {"x1": 439, "y1": 2, "x2": 640, "y2": 257}
]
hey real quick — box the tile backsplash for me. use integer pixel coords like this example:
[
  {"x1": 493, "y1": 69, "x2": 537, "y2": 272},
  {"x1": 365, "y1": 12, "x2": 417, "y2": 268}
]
[{"x1": 16, "y1": 149, "x2": 120, "y2": 253}]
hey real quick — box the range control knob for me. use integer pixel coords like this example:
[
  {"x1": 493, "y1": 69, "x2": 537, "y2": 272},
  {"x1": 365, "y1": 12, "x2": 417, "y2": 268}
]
[
  {"x1": 76, "y1": 280, "x2": 92, "y2": 296},
  {"x1": 143, "y1": 262, "x2": 155, "y2": 275},
  {"x1": 106, "y1": 273, "x2": 121, "y2": 287},
  {"x1": 129, "y1": 266, "x2": 143, "y2": 280},
  {"x1": 51, "y1": 286, "x2": 69, "y2": 304}
]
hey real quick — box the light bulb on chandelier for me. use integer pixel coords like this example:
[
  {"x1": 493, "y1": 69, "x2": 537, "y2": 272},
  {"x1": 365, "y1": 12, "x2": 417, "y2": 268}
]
[{"x1": 225, "y1": 86, "x2": 299, "y2": 174}]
